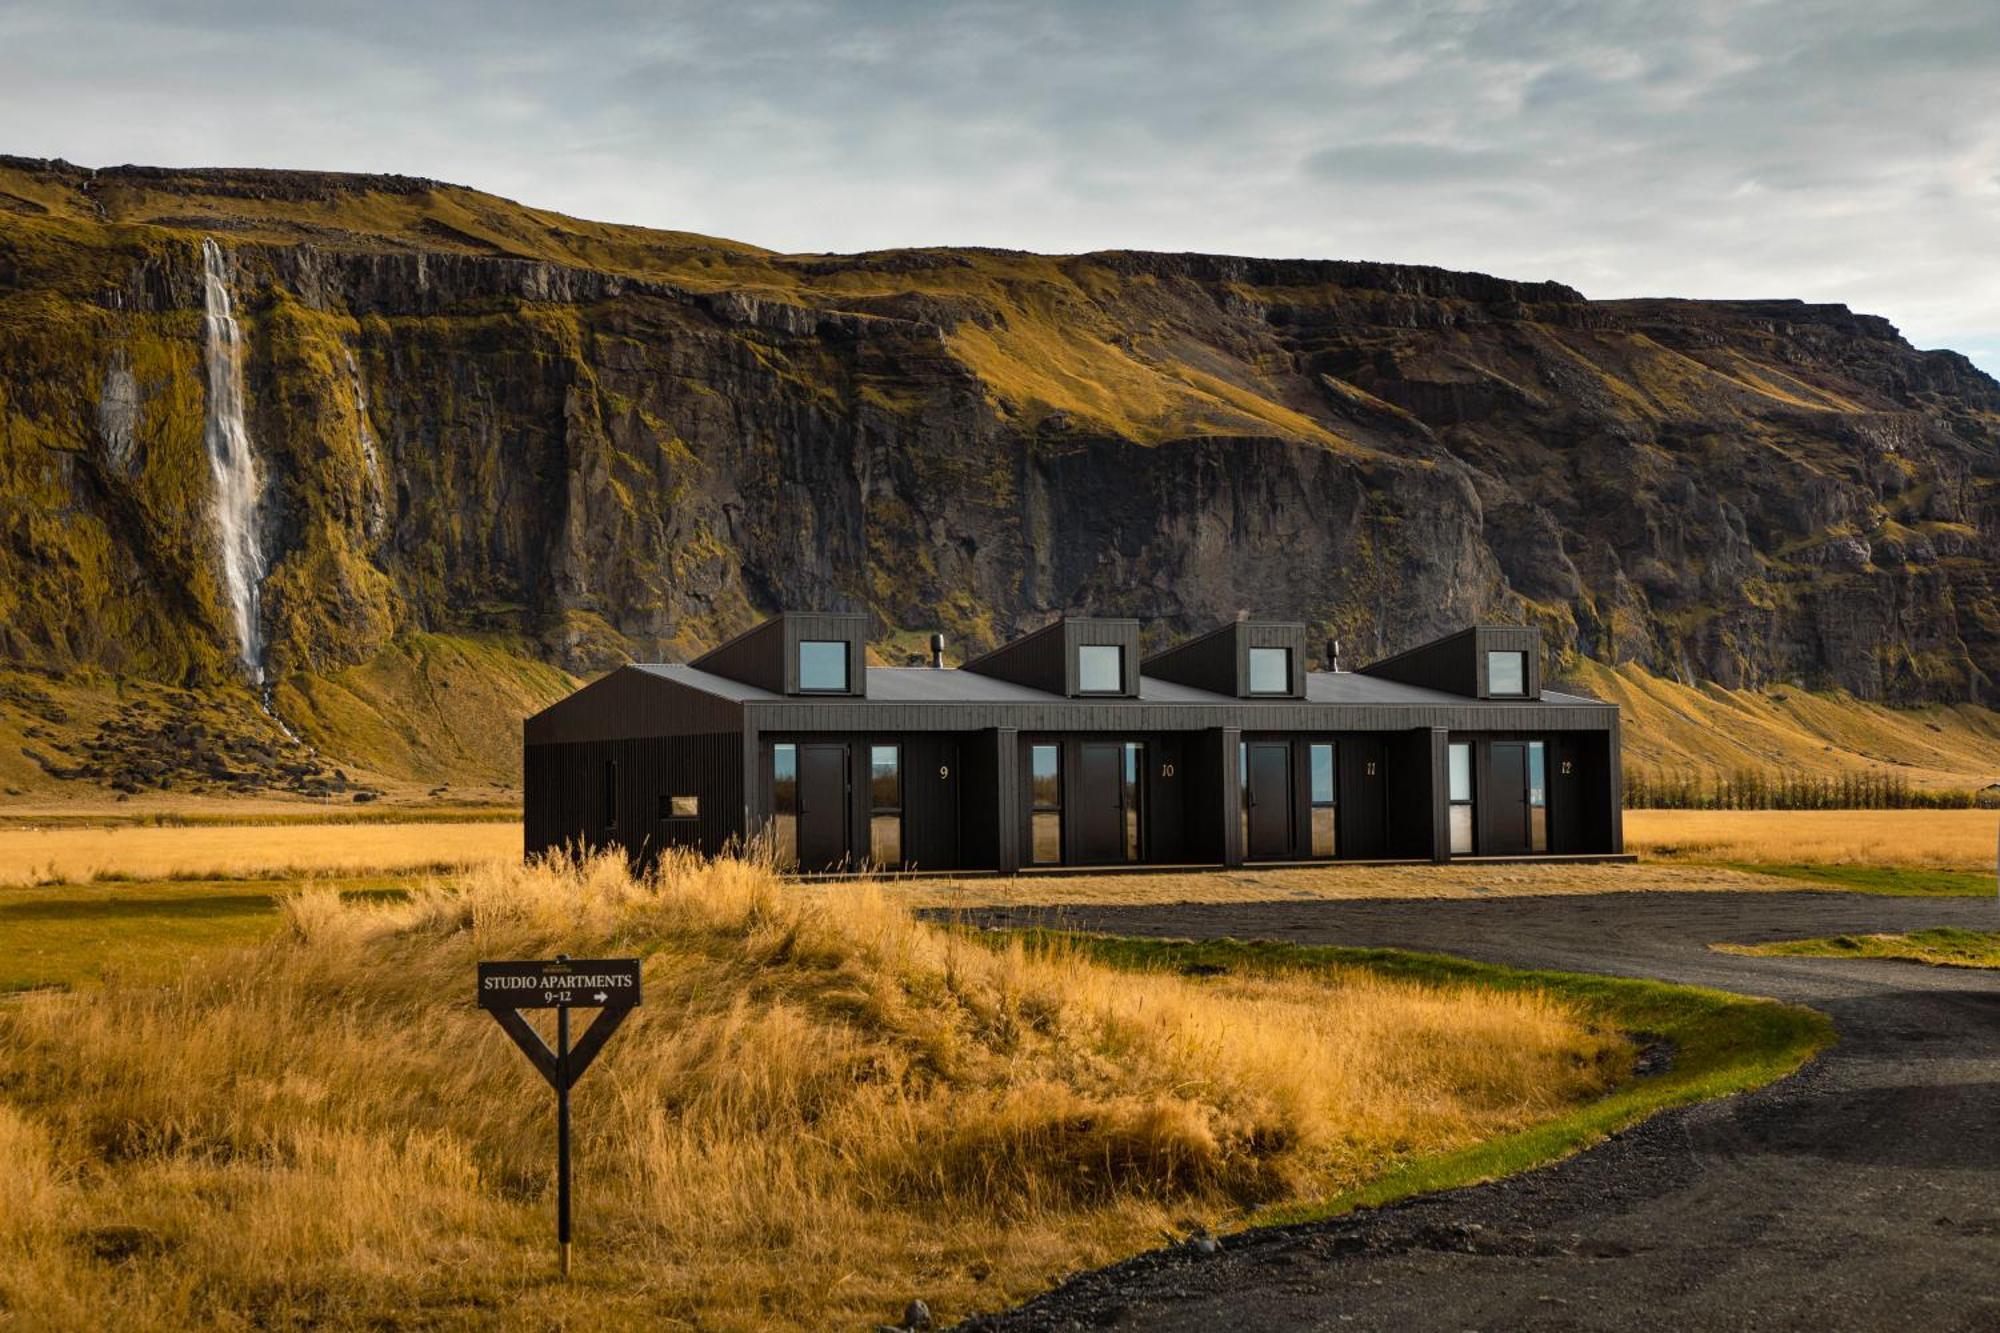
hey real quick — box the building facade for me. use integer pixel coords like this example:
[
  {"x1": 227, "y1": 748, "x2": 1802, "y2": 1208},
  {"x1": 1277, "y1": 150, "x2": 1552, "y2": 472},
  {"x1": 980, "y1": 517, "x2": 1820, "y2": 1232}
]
[{"x1": 523, "y1": 613, "x2": 1624, "y2": 872}]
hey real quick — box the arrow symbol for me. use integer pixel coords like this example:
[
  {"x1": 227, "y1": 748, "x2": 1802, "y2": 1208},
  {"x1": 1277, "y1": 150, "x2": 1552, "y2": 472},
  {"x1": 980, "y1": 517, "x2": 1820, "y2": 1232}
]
[{"x1": 593, "y1": 992, "x2": 608, "y2": 1003}]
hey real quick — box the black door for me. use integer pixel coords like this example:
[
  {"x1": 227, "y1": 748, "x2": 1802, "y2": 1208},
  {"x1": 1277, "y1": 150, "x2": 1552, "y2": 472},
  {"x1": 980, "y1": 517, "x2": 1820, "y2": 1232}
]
[
  {"x1": 1484, "y1": 742, "x2": 1531, "y2": 855},
  {"x1": 1339, "y1": 737, "x2": 1388, "y2": 858},
  {"x1": 1244, "y1": 742, "x2": 1292, "y2": 860},
  {"x1": 797, "y1": 743, "x2": 851, "y2": 870},
  {"x1": 1074, "y1": 742, "x2": 1126, "y2": 863}
]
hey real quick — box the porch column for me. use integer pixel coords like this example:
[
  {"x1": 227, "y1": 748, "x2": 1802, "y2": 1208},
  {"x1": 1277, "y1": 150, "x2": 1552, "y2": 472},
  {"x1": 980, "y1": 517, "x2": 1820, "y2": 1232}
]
[
  {"x1": 1428, "y1": 725, "x2": 1451, "y2": 863},
  {"x1": 993, "y1": 727, "x2": 1021, "y2": 873}
]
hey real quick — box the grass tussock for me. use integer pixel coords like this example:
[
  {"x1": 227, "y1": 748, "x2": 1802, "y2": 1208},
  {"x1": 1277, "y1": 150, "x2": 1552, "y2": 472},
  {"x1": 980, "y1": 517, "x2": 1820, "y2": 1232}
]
[{"x1": 0, "y1": 852, "x2": 1625, "y2": 1330}]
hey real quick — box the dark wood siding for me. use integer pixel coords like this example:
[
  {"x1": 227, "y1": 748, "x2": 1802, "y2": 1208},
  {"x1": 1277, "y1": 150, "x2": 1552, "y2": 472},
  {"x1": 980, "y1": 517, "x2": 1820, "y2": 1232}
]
[
  {"x1": 523, "y1": 733, "x2": 744, "y2": 864},
  {"x1": 1360, "y1": 625, "x2": 1545, "y2": 700},
  {"x1": 688, "y1": 612, "x2": 870, "y2": 697},
  {"x1": 963, "y1": 618, "x2": 1142, "y2": 697},
  {"x1": 688, "y1": 617, "x2": 786, "y2": 694},
  {"x1": 525, "y1": 667, "x2": 742, "y2": 744},
  {"x1": 743, "y1": 697, "x2": 1616, "y2": 734},
  {"x1": 961, "y1": 618, "x2": 1067, "y2": 694},
  {"x1": 1144, "y1": 621, "x2": 1308, "y2": 698}
]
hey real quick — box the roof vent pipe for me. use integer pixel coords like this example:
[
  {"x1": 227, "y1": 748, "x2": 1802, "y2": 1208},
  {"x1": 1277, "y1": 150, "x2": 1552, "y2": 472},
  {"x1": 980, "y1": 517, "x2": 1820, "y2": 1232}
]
[
  {"x1": 930, "y1": 632, "x2": 946, "y2": 669},
  {"x1": 1327, "y1": 637, "x2": 1343, "y2": 673}
]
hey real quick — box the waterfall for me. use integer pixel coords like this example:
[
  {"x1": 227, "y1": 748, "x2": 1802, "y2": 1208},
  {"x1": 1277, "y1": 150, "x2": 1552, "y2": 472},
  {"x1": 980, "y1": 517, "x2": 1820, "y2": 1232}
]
[
  {"x1": 345, "y1": 348, "x2": 388, "y2": 539},
  {"x1": 200, "y1": 238, "x2": 269, "y2": 684}
]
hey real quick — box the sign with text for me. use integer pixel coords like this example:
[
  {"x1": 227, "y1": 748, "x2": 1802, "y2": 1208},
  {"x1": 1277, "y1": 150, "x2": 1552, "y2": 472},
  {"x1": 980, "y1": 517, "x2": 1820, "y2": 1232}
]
[
  {"x1": 478, "y1": 954, "x2": 642, "y2": 1277},
  {"x1": 478, "y1": 958, "x2": 642, "y2": 1011}
]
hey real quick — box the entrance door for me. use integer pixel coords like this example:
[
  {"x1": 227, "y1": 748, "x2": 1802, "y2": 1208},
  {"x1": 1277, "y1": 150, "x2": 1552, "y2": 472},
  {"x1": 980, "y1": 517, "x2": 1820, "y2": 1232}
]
[
  {"x1": 797, "y1": 743, "x2": 851, "y2": 870},
  {"x1": 1244, "y1": 742, "x2": 1292, "y2": 860},
  {"x1": 1484, "y1": 742, "x2": 1531, "y2": 856},
  {"x1": 1074, "y1": 742, "x2": 1126, "y2": 863},
  {"x1": 1339, "y1": 737, "x2": 1388, "y2": 859}
]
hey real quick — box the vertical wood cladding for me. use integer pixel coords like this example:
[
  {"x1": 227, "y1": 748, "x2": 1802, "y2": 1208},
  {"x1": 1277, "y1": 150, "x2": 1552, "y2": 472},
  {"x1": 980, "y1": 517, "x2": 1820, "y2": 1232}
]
[
  {"x1": 1361, "y1": 626, "x2": 1544, "y2": 700},
  {"x1": 691, "y1": 612, "x2": 870, "y2": 697},
  {"x1": 523, "y1": 733, "x2": 744, "y2": 864},
  {"x1": 1144, "y1": 621, "x2": 1308, "y2": 698},
  {"x1": 965, "y1": 618, "x2": 1142, "y2": 697},
  {"x1": 962, "y1": 618, "x2": 1067, "y2": 694}
]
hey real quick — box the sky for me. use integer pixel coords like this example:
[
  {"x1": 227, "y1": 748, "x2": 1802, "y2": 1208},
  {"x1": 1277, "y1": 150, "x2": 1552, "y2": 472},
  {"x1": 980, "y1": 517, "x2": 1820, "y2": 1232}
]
[{"x1": 4, "y1": 0, "x2": 1996, "y2": 373}]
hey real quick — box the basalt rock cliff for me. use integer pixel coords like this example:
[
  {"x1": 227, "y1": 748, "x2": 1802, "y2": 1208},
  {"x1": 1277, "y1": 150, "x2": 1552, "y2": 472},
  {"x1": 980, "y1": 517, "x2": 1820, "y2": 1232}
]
[{"x1": 3, "y1": 156, "x2": 1997, "y2": 725}]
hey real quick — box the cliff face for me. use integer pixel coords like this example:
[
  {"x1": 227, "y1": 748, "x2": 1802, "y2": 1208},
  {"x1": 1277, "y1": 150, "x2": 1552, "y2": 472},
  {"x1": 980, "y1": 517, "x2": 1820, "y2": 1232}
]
[{"x1": 3, "y1": 156, "x2": 1997, "y2": 714}]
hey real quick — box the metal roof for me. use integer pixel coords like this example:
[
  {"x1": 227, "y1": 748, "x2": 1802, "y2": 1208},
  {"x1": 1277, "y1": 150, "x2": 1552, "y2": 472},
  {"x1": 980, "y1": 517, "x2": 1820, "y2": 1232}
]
[{"x1": 630, "y1": 662, "x2": 1606, "y2": 710}]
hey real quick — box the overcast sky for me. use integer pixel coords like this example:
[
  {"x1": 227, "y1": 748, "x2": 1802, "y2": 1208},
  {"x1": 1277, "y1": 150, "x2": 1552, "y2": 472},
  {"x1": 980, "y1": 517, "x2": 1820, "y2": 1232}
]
[{"x1": 5, "y1": 0, "x2": 1995, "y2": 372}]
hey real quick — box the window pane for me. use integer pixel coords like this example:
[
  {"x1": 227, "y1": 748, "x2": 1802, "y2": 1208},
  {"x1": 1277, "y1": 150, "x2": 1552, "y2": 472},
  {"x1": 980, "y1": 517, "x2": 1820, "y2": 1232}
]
[
  {"x1": 1449, "y1": 743, "x2": 1472, "y2": 802},
  {"x1": 1527, "y1": 741, "x2": 1546, "y2": 808},
  {"x1": 1531, "y1": 806, "x2": 1548, "y2": 854},
  {"x1": 1311, "y1": 805, "x2": 1336, "y2": 857},
  {"x1": 667, "y1": 795, "x2": 698, "y2": 818},
  {"x1": 1487, "y1": 650, "x2": 1526, "y2": 696},
  {"x1": 1123, "y1": 742, "x2": 1143, "y2": 861},
  {"x1": 1031, "y1": 811, "x2": 1061, "y2": 864},
  {"x1": 1449, "y1": 804, "x2": 1474, "y2": 855},
  {"x1": 871, "y1": 813, "x2": 902, "y2": 867},
  {"x1": 798, "y1": 640, "x2": 849, "y2": 691},
  {"x1": 1077, "y1": 644, "x2": 1123, "y2": 693},
  {"x1": 1248, "y1": 647, "x2": 1290, "y2": 694},
  {"x1": 870, "y1": 744, "x2": 901, "y2": 809},
  {"x1": 771, "y1": 744, "x2": 798, "y2": 868},
  {"x1": 1310, "y1": 743, "x2": 1335, "y2": 804},
  {"x1": 1030, "y1": 744, "x2": 1060, "y2": 808},
  {"x1": 1237, "y1": 742, "x2": 1249, "y2": 858}
]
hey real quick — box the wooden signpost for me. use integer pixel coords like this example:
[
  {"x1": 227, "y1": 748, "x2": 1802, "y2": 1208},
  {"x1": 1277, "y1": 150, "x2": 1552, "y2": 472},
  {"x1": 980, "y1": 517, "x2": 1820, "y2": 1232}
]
[{"x1": 478, "y1": 954, "x2": 642, "y2": 1276}]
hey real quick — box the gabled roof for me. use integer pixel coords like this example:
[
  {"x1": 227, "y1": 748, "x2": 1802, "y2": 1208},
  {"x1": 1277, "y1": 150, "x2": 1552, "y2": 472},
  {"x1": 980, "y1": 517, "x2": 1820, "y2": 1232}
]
[{"x1": 631, "y1": 662, "x2": 1603, "y2": 709}]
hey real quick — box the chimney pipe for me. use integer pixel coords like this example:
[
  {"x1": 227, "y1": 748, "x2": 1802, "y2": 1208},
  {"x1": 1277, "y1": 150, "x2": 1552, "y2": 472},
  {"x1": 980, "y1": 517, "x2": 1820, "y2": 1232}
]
[
  {"x1": 1327, "y1": 637, "x2": 1343, "y2": 673},
  {"x1": 929, "y1": 632, "x2": 946, "y2": 669}
]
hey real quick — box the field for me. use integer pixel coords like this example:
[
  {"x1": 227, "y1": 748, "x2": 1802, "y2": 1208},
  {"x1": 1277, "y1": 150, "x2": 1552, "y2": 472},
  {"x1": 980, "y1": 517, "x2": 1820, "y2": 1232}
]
[
  {"x1": 0, "y1": 851, "x2": 1828, "y2": 1331},
  {"x1": 0, "y1": 819, "x2": 519, "y2": 886},
  {"x1": 1624, "y1": 808, "x2": 1997, "y2": 897}
]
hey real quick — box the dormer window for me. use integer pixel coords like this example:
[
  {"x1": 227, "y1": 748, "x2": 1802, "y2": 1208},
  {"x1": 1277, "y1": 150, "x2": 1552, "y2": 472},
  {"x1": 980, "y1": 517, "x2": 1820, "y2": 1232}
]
[
  {"x1": 1076, "y1": 644, "x2": 1123, "y2": 694},
  {"x1": 1487, "y1": 650, "x2": 1527, "y2": 697},
  {"x1": 798, "y1": 640, "x2": 850, "y2": 692},
  {"x1": 1247, "y1": 647, "x2": 1291, "y2": 695}
]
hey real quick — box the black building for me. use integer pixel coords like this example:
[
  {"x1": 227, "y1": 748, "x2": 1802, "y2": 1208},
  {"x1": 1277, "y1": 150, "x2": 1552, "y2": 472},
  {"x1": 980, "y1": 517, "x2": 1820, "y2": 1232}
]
[{"x1": 523, "y1": 612, "x2": 1624, "y2": 872}]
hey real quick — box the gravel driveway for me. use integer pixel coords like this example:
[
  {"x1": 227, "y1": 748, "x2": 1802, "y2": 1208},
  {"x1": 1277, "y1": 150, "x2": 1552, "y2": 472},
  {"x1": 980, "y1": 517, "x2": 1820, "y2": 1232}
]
[{"x1": 957, "y1": 891, "x2": 2000, "y2": 1332}]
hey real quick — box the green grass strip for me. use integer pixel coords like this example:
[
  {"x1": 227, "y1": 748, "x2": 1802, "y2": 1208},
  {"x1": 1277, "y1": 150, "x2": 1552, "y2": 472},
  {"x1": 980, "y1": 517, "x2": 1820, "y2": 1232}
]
[
  {"x1": 1718, "y1": 862, "x2": 1994, "y2": 897},
  {"x1": 1721, "y1": 926, "x2": 2000, "y2": 968}
]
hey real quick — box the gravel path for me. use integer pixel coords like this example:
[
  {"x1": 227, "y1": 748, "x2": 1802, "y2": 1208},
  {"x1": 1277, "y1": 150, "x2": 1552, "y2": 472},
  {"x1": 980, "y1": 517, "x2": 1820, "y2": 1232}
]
[{"x1": 956, "y1": 891, "x2": 2000, "y2": 1332}]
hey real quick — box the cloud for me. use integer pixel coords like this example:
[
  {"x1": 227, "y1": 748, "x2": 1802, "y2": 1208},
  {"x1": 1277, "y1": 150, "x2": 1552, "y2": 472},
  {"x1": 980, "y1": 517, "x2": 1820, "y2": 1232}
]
[
  {"x1": 0, "y1": 0, "x2": 1993, "y2": 372},
  {"x1": 1303, "y1": 142, "x2": 1535, "y2": 184}
]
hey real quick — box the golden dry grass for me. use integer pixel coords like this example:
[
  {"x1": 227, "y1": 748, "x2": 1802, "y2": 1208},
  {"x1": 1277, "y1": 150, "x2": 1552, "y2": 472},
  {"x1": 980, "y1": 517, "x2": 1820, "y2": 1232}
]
[
  {"x1": 0, "y1": 821, "x2": 518, "y2": 885},
  {"x1": 0, "y1": 852, "x2": 1625, "y2": 1330},
  {"x1": 1624, "y1": 809, "x2": 1999, "y2": 871}
]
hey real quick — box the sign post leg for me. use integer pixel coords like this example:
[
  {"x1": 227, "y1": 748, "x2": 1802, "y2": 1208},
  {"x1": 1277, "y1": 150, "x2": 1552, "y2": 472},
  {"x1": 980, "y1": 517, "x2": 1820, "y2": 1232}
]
[{"x1": 557, "y1": 1004, "x2": 572, "y2": 1279}]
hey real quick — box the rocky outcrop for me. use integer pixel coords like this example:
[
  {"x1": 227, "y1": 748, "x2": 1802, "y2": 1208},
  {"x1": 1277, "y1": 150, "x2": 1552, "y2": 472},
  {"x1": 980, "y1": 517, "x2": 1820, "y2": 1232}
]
[{"x1": 1, "y1": 159, "x2": 1996, "y2": 705}]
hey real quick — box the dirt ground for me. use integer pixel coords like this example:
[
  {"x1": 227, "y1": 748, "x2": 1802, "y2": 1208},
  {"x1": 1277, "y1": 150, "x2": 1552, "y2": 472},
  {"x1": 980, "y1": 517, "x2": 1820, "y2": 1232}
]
[
  {"x1": 957, "y1": 891, "x2": 2000, "y2": 1331},
  {"x1": 889, "y1": 860, "x2": 1794, "y2": 909}
]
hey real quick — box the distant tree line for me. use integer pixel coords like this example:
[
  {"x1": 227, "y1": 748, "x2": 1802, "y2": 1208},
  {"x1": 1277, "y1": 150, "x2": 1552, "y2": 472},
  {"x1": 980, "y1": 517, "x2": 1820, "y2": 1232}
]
[{"x1": 1625, "y1": 766, "x2": 1998, "y2": 810}]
